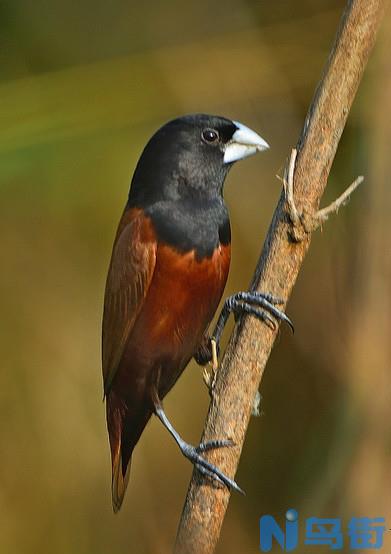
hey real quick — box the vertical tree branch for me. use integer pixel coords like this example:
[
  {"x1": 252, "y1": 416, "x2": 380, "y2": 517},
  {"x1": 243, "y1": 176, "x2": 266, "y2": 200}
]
[{"x1": 174, "y1": 0, "x2": 388, "y2": 553}]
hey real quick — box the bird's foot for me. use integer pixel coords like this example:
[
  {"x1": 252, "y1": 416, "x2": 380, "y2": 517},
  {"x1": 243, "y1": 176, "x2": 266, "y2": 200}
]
[
  {"x1": 180, "y1": 438, "x2": 244, "y2": 494},
  {"x1": 225, "y1": 291, "x2": 293, "y2": 332},
  {"x1": 154, "y1": 403, "x2": 243, "y2": 494},
  {"x1": 212, "y1": 291, "x2": 293, "y2": 350},
  {"x1": 201, "y1": 292, "x2": 292, "y2": 395}
]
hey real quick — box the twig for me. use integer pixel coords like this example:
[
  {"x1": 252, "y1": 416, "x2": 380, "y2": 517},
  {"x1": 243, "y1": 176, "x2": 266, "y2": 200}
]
[
  {"x1": 174, "y1": 1, "x2": 388, "y2": 553},
  {"x1": 283, "y1": 149, "x2": 364, "y2": 241},
  {"x1": 283, "y1": 147, "x2": 300, "y2": 227},
  {"x1": 316, "y1": 175, "x2": 364, "y2": 222}
]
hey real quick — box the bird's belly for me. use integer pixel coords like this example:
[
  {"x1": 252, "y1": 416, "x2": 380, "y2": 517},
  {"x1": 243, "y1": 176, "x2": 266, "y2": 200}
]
[{"x1": 121, "y1": 242, "x2": 230, "y2": 399}]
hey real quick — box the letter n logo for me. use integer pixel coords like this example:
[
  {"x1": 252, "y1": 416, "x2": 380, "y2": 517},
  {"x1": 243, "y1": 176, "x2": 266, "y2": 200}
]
[{"x1": 259, "y1": 510, "x2": 298, "y2": 552}]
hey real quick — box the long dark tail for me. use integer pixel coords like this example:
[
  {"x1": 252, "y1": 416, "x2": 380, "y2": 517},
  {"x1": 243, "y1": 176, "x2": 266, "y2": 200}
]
[{"x1": 106, "y1": 391, "x2": 152, "y2": 512}]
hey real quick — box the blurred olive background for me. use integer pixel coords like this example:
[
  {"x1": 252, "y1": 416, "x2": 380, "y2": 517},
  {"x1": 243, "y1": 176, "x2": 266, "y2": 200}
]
[{"x1": 1, "y1": 1, "x2": 390, "y2": 553}]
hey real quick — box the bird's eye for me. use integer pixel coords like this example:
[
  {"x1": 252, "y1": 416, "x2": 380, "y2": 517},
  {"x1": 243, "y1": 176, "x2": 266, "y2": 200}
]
[{"x1": 201, "y1": 128, "x2": 219, "y2": 144}]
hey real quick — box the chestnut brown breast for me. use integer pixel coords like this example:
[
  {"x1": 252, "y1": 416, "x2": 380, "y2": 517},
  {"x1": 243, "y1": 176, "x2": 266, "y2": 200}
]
[{"x1": 119, "y1": 239, "x2": 231, "y2": 399}]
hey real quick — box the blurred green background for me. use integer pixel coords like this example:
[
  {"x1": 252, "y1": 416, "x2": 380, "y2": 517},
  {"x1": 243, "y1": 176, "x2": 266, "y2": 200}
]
[{"x1": 1, "y1": 1, "x2": 390, "y2": 553}]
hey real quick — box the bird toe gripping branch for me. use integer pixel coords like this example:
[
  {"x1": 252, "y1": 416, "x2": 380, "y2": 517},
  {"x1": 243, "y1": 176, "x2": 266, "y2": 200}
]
[{"x1": 203, "y1": 292, "x2": 293, "y2": 394}]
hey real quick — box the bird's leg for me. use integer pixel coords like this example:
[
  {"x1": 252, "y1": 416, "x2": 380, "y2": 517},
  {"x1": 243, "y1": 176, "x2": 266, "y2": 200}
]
[
  {"x1": 152, "y1": 394, "x2": 243, "y2": 494},
  {"x1": 203, "y1": 292, "x2": 293, "y2": 393}
]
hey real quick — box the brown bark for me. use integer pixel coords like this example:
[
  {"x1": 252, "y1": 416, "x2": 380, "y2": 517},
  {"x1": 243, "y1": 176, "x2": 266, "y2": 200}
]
[{"x1": 174, "y1": 0, "x2": 389, "y2": 553}]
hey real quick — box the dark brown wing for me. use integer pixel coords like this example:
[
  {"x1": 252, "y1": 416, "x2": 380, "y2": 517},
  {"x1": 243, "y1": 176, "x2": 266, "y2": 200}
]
[{"x1": 102, "y1": 208, "x2": 157, "y2": 395}]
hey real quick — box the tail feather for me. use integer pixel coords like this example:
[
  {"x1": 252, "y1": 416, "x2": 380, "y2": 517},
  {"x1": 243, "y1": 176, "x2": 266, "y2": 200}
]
[
  {"x1": 111, "y1": 446, "x2": 131, "y2": 513},
  {"x1": 106, "y1": 390, "x2": 153, "y2": 512},
  {"x1": 106, "y1": 392, "x2": 132, "y2": 513}
]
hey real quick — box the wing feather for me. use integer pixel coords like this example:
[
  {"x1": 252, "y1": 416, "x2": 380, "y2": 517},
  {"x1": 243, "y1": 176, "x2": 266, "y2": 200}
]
[{"x1": 102, "y1": 209, "x2": 156, "y2": 395}]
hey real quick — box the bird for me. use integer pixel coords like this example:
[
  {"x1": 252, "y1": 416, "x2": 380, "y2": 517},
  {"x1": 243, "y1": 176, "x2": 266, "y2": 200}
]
[{"x1": 102, "y1": 113, "x2": 291, "y2": 512}]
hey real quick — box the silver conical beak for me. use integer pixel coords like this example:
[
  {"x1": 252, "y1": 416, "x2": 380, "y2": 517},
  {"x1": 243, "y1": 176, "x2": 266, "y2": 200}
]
[{"x1": 223, "y1": 121, "x2": 269, "y2": 164}]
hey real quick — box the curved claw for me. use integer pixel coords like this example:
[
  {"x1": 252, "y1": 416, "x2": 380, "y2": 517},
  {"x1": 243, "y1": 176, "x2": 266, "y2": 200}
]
[
  {"x1": 233, "y1": 303, "x2": 277, "y2": 331},
  {"x1": 195, "y1": 463, "x2": 244, "y2": 495},
  {"x1": 262, "y1": 306, "x2": 294, "y2": 334},
  {"x1": 272, "y1": 308, "x2": 294, "y2": 333},
  {"x1": 260, "y1": 309, "x2": 277, "y2": 330},
  {"x1": 235, "y1": 292, "x2": 294, "y2": 333},
  {"x1": 195, "y1": 463, "x2": 225, "y2": 486}
]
